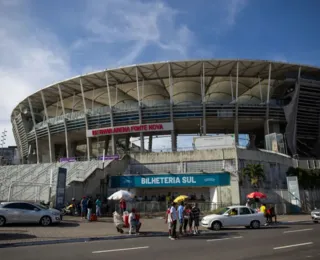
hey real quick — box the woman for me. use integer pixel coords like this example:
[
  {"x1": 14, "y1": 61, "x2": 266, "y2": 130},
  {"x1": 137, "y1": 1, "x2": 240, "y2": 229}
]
[{"x1": 183, "y1": 204, "x2": 191, "y2": 234}]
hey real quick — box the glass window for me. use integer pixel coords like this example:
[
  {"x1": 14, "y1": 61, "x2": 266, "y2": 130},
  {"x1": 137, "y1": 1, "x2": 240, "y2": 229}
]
[
  {"x1": 240, "y1": 207, "x2": 252, "y2": 215},
  {"x1": 250, "y1": 208, "x2": 256, "y2": 214},
  {"x1": 3, "y1": 203, "x2": 20, "y2": 209},
  {"x1": 19, "y1": 203, "x2": 37, "y2": 211}
]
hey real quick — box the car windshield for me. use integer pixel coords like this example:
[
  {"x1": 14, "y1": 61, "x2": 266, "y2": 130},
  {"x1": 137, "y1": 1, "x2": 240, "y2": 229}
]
[{"x1": 214, "y1": 207, "x2": 230, "y2": 215}]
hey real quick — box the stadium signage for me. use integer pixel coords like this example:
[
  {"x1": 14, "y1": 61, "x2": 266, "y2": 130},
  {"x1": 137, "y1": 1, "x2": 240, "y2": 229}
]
[
  {"x1": 87, "y1": 122, "x2": 174, "y2": 137},
  {"x1": 111, "y1": 173, "x2": 231, "y2": 188}
]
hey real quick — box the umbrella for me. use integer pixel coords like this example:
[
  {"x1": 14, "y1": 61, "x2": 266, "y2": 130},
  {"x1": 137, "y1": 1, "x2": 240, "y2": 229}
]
[
  {"x1": 247, "y1": 191, "x2": 267, "y2": 199},
  {"x1": 174, "y1": 195, "x2": 189, "y2": 203},
  {"x1": 108, "y1": 190, "x2": 134, "y2": 201}
]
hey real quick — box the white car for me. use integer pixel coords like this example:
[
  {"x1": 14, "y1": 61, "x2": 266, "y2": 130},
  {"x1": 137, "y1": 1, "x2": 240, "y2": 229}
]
[
  {"x1": 0, "y1": 202, "x2": 62, "y2": 227},
  {"x1": 201, "y1": 205, "x2": 266, "y2": 231},
  {"x1": 311, "y1": 208, "x2": 320, "y2": 223}
]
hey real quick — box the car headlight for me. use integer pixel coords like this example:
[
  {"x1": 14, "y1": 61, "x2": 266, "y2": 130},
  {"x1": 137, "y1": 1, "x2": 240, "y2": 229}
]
[{"x1": 51, "y1": 211, "x2": 61, "y2": 216}]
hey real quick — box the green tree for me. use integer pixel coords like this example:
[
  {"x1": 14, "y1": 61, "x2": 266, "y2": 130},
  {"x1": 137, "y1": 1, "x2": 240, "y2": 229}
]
[{"x1": 241, "y1": 163, "x2": 266, "y2": 190}]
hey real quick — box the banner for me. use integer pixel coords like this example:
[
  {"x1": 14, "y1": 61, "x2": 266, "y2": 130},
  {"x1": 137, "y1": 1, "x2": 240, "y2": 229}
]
[
  {"x1": 98, "y1": 154, "x2": 120, "y2": 160},
  {"x1": 55, "y1": 167, "x2": 67, "y2": 210},
  {"x1": 59, "y1": 157, "x2": 76, "y2": 163},
  {"x1": 111, "y1": 173, "x2": 230, "y2": 188},
  {"x1": 87, "y1": 122, "x2": 174, "y2": 137}
]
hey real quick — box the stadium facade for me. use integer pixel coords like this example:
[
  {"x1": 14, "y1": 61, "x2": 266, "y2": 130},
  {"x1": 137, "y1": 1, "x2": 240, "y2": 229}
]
[{"x1": 3, "y1": 59, "x2": 320, "y2": 208}]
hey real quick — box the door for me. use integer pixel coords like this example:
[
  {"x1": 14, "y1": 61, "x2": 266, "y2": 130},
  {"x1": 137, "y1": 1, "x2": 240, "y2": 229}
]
[
  {"x1": 238, "y1": 207, "x2": 253, "y2": 225},
  {"x1": 223, "y1": 207, "x2": 240, "y2": 227},
  {"x1": 2, "y1": 203, "x2": 22, "y2": 223},
  {"x1": 18, "y1": 203, "x2": 41, "y2": 223}
]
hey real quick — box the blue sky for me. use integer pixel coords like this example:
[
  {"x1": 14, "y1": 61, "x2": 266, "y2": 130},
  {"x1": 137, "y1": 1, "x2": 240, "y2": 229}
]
[{"x1": 1, "y1": 0, "x2": 320, "y2": 149}]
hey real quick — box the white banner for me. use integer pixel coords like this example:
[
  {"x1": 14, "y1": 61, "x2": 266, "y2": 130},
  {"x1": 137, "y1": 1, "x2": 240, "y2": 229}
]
[
  {"x1": 193, "y1": 135, "x2": 235, "y2": 150},
  {"x1": 87, "y1": 122, "x2": 174, "y2": 137}
]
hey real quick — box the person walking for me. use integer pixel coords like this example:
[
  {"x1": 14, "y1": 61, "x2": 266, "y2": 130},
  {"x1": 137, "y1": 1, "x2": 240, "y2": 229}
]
[
  {"x1": 80, "y1": 196, "x2": 87, "y2": 220},
  {"x1": 191, "y1": 203, "x2": 200, "y2": 234},
  {"x1": 95, "y1": 197, "x2": 102, "y2": 217},
  {"x1": 178, "y1": 201, "x2": 184, "y2": 235},
  {"x1": 170, "y1": 202, "x2": 178, "y2": 240},
  {"x1": 87, "y1": 196, "x2": 93, "y2": 221}
]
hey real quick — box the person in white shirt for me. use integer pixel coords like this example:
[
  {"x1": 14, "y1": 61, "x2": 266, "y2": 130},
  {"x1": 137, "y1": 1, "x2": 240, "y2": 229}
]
[
  {"x1": 129, "y1": 208, "x2": 137, "y2": 235},
  {"x1": 170, "y1": 202, "x2": 178, "y2": 240}
]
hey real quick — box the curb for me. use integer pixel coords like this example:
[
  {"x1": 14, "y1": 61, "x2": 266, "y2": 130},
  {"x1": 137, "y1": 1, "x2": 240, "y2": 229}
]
[{"x1": 0, "y1": 232, "x2": 168, "y2": 249}]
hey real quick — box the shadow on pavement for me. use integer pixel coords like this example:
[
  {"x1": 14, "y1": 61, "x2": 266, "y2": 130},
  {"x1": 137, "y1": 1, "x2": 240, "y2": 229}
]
[
  {"x1": 0, "y1": 233, "x2": 37, "y2": 241},
  {"x1": 3, "y1": 222, "x2": 79, "y2": 228}
]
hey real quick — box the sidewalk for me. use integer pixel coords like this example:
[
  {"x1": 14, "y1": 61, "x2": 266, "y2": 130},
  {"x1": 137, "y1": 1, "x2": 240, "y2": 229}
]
[{"x1": 0, "y1": 214, "x2": 311, "y2": 247}]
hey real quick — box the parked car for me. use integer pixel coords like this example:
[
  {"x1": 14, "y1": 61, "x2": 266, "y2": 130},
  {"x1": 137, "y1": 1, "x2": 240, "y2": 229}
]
[
  {"x1": 201, "y1": 205, "x2": 266, "y2": 231},
  {"x1": 311, "y1": 208, "x2": 320, "y2": 223},
  {"x1": 0, "y1": 202, "x2": 62, "y2": 227}
]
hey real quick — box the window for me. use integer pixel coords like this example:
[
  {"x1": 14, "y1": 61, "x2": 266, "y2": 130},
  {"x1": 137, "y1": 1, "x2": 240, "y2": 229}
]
[
  {"x1": 3, "y1": 203, "x2": 20, "y2": 209},
  {"x1": 19, "y1": 203, "x2": 37, "y2": 211},
  {"x1": 239, "y1": 207, "x2": 252, "y2": 215},
  {"x1": 250, "y1": 208, "x2": 256, "y2": 214}
]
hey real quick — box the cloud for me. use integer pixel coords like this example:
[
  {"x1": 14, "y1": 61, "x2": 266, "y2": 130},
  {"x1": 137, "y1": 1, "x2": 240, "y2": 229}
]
[
  {"x1": 0, "y1": 2, "x2": 72, "y2": 146},
  {"x1": 226, "y1": 0, "x2": 249, "y2": 26},
  {"x1": 71, "y1": 0, "x2": 194, "y2": 66}
]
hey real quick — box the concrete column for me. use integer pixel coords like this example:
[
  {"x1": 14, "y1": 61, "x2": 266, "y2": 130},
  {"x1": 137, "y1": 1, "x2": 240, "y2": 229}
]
[
  {"x1": 148, "y1": 135, "x2": 152, "y2": 151},
  {"x1": 104, "y1": 136, "x2": 110, "y2": 154},
  {"x1": 67, "y1": 141, "x2": 77, "y2": 158},
  {"x1": 171, "y1": 131, "x2": 177, "y2": 152},
  {"x1": 125, "y1": 135, "x2": 130, "y2": 151},
  {"x1": 209, "y1": 187, "x2": 220, "y2": 210},
  {"x1": 111, "y1": 135, "x2": 117, "y2": 155},
  {"x1": 87, "y1": 138, "x2": 93, "y2": 159},
  {"x1": 140, "y1": 132, "x2": 145, "y2": 152}
]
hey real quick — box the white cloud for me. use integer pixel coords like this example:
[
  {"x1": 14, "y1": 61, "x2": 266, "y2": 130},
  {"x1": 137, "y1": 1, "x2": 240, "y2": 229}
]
[
  {"x1": 0, "y1": 2, "x2": 72, "y2": 146},
  {"x1": 72, "y1": 0, "x2": 194, "y2": 66},
  {"x1": 226, "y1": 0, "x2": 249, "y2": 25}
]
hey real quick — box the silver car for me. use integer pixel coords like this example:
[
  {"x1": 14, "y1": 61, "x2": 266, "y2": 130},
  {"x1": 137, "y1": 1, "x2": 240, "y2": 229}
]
[
  {"x1": 311, "y1": 207, "x2": 320, "y2": 223},
  {"x1": 0, "y1": 202, "x2": 62, "y2": 226}
]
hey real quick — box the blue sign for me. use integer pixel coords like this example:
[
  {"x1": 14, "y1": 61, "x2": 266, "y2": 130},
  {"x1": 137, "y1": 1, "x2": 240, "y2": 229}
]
[{"x1": 111, "y1": 173, "x2": 230, "y2": 188}]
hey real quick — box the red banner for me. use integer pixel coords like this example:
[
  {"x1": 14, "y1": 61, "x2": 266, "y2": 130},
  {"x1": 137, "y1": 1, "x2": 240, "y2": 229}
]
[{"x1": 87, "y1": 122, "x2": 174, "y2": 137}]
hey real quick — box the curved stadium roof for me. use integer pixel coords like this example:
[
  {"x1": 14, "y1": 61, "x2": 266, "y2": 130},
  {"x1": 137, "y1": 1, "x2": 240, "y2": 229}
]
[{"x1": 12, "y1": 59, "x2": 320, "y2": 118}]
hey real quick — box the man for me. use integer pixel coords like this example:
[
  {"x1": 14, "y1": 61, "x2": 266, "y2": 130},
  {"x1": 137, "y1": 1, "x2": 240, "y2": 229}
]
[
  {"x1": 95, "y1": 197, "x2": 102, "y2": 217},
  {"x1": 178, "y1": 201, "x2": 184, "y2": 235},
  {"x1": 170, "y1": 202, "x2": 178, "y2": 240},
  {"x1": 191, "y1": 203, "x2": 200, "y2": 234},
  {"x1": 87, "y1": 196, "x2": 93, "y2": 221},
  {"x1": 80, "y1": 196, "x2": 87, "y2": 219},
  {"x1": 260, "y1": 203, "x2": 267, "y2": 225}
]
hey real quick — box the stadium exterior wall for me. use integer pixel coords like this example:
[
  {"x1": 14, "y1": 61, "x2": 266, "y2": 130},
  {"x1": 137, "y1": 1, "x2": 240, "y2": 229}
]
[{"x1": 10, "y1": 59, "x2": 320, "y2": 163}]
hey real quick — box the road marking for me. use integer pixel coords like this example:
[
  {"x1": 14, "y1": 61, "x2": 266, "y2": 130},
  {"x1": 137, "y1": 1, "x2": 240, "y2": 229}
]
[
  {"x1": 283, "y1": 228, "x2": 313, "y2": 234},
  {"x1": 92, "y1": 246, "x2": 149, "y2": 254},
  {"x1": 207, "y1": 236, "x2": 243, "y2": 242},
  {"x1": 273, "y1": 242, "x2": 313, "y2": 250}
]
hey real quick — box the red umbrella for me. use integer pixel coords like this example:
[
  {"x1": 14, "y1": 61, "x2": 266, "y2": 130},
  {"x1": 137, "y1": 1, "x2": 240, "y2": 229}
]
[{"x1": 247, "y1": 192, "x2": 267, "y2": 199}]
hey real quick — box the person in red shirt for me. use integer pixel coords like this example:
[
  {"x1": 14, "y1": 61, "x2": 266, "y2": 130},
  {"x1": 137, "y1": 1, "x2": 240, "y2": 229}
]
[{"x1": 120, "y1": 199, "x2": 126, "y2": 214}]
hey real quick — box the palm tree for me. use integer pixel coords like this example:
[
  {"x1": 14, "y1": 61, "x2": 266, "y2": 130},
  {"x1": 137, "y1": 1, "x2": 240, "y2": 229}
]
[{"x1": 241, "y1": 163, "x2": 266, "y2": 190}]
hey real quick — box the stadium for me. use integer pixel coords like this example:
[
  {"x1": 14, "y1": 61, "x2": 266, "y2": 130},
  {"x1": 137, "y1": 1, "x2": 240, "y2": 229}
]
[{"x1": 1, "y1": 59, "x2": 320, "y2": 212}]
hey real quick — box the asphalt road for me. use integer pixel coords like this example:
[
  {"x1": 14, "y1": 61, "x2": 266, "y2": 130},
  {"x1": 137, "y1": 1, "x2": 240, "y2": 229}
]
[{"x1": 1, "y1": 222, "x2": 320, "y2": 260}]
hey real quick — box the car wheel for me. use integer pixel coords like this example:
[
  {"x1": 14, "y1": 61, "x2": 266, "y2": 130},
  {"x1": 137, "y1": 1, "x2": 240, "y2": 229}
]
[
  {"x1": 0, "y1": 216, "x2": 6, "y2": 227},
  {"x1": 251, "y1": 220, "x2": 260, "y2": 229},
  {"x1": 313, "y1": 220, "x2": 318, "y2": 224},
  {"x1": 40, "y1": 216, "x2": 52, "y2": 226},
  {"x1": 211, "y1": 221, "x2": 222, "y2": 231}
]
